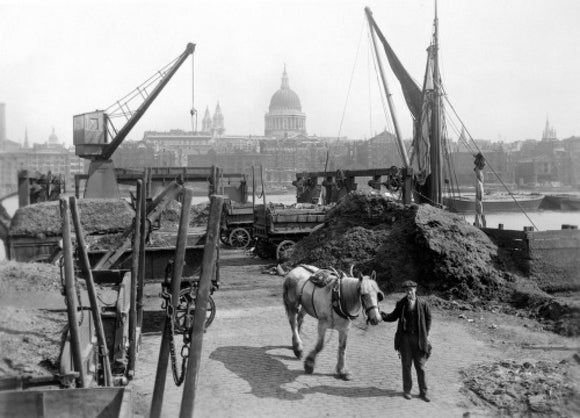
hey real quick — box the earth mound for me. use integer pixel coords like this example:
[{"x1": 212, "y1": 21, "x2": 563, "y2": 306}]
[
  {"x1": 0, "y1": 261, "x2": 66, "y2": 378},
  {"x1": 9, "y1": 199, "x2": 135, "y2": 238}
]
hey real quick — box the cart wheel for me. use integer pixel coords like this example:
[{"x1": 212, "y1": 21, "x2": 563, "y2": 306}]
[
  {"x1": 175, "y1": 288, "x2": 216, "y2": 331},
  {"x1": 276, "y1": 240, "x2": 296, "y2": 261},
  {"x1": 229, "y1": 227, "x2": 252, "y2": 248},
  {"x1": 220, "y1": 229, "x2": 231, "y2": 246}
]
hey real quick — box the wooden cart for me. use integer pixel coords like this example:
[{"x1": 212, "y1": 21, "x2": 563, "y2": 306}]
[
  {"x1": 220, "y1": 200, "x2": 254, "y2": 248},
  {"x1": 252, "y1": 203, "x2": 327, "y2": 260}
]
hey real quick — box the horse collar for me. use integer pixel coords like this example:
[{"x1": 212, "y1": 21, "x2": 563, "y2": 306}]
[{"x1": 332, "y1": 277, "x2": 359, "y2": 320}]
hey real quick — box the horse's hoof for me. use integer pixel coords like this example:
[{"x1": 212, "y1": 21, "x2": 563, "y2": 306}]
[
  {"x1": 304, "y1": 364, "x2": 314, "y2": 374},
  {"x1": 337, "y1": 372, "x2": 352, "y2": 381},
  {"x1": 293, "y1": 348, "x2": 302, "y2": 359}
]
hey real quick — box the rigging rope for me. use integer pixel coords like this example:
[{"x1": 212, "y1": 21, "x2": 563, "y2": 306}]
[
  {"x1": 442, "y1": 89, "x2": 539, "y2": 230},
  {"x1": 336, "y1": 17, "x2": 365, "y2": 140},
  {"x1": 190, "y1": 52, "x2": 196, "y2": 133}
]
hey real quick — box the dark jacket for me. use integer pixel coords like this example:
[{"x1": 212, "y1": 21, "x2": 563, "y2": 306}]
[{"x1": 382, "y1": 296, "x2": 431, "y2": 354}]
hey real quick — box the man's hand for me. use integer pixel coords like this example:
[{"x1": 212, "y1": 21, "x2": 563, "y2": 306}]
[{"x1": 381, "y1": 311, "x2": 388, "y2": 321}]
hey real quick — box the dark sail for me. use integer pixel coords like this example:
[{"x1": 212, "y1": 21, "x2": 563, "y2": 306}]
[
  {"x1": 366, "y1": 14, "x2": 423, "y2": 120},
  {"x1": 413, "y1": 44, "x2": 436, "y2": 186}
]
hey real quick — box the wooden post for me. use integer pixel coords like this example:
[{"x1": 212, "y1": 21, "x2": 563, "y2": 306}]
[
  {"x1": 150, "y1": 188, "x2": 194, "y2": 418},
  {"x1": 260, "y1": 165, "x2": 267, "y2": 207},
  {"x1": 128, "y1": 180, "x2": 143, "y2": 378},
  {"x1": 179, "y1": 195, "x2": 224, "y2": 418},
  {"x1": 69, "y1": 196, "x2": 113, "y2": 386},
  {"x1": 137, "y1": 175, "x2": 147, "y2": 329},
  {"x1": 59, "y1": 198, "x2": 87, "y2": 387},
  {"x1": 474, "y1": 153, "x2": 487, "y2": 228}
]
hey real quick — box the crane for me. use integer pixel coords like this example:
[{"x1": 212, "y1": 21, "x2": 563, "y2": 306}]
[{"x1": 73, "y1": 43, "x2": 196, "y2": 198}]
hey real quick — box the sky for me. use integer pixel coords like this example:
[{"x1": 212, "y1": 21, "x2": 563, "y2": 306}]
[{"x1": 1, "y1": 0, "x2": 579, "y2": 148}]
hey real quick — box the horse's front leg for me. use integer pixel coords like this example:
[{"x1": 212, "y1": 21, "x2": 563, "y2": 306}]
[
  {"x1": 336, "y1": 327, "x2": 351, "y2": 380},
  {"x1": 304, "y1": 320, "x2": 328, "y2": 374}
]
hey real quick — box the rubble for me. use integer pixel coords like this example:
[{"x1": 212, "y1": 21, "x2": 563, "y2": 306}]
[
  {"x1": 0, "y1": 261, "x2": 66, "y2": 378},
  {"x1": 158, "y1": 200, "x2": 209, "y2": 229},
  {"x1": 461, "y1": 358, "x2": 580, "y2": 416},
  {"x1": 9, "y1": 199, "x2": 135, "y2": 238}
]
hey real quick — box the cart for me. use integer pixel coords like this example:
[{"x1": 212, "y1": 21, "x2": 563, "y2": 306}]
[
  {"x1": 252, "y1": 203, "x2": 327, "y2": 260},
  {"x1": 220, "y1": 200, "x2": 254, "y2": 248}
]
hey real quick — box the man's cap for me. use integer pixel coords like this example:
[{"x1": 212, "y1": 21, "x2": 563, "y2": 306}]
[{"x1": 402, "y1": 280, "x2": 417, "y2": 288}]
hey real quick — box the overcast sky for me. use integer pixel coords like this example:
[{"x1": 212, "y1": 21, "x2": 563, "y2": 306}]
[{"x1": 1, "y1": 0, "x2": 579, "y2": 148}]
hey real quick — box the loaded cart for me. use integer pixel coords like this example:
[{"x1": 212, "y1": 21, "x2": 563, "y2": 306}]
[
  {"x1": 220, "y1": 199, "x2": 254, "y2": 248},
  {"x1": 253, "y1": 203, "x2": 327, "y2": 260}
]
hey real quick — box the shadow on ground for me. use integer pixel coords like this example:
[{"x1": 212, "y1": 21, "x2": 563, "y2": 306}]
[{"x1": 209, "y1": 345, "x2": 398, "y2": 401}]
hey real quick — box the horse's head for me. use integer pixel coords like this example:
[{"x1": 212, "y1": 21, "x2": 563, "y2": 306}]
[{"x1": 358, "y1": 271, "x2": 384, "y2": 326}]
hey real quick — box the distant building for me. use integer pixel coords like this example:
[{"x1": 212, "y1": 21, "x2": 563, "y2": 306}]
[
  {"x1": 264, "y1": 66, "x2": 306, "y2": 138},
  {"x1": 0, "y1": 129, "x2": 83, "y2": 196}
]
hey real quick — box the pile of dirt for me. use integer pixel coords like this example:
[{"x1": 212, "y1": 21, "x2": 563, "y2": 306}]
[
  {"x1": 0, "y1": 306, "x2": 66, "y2": 378},
  {"x1": 289, "y1": 193, "x2": 507, "y2": 299},
  {"x1": 9, "y1": 199, "x2": 135, "y2": 238},
  {"x1": 288, "y1": 192, "x2": 579, "y2": 336},
  {"x1": 0, "y1": 261, "x2": 67, "y2": 378},
  {"x1": 461, "y1": 358, "x2": 580, "y2": 416},
  {"x1": 0, "y1": 260, "x2": 63, "y2": 293},
  {"x1": 159, "y1": 200, "x2": 209, "y2": 229}
]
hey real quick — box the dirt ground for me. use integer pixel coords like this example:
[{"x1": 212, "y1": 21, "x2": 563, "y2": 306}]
[{"x1": 1, "y1": 235, "x2": 579, "y2": 415}]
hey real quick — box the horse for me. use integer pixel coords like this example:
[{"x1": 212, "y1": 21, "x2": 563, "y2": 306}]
[{"x1": 282, "y1": 264, "x2": 384, "y2": 380}]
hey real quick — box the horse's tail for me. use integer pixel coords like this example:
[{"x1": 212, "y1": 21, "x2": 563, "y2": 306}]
[{"x1": 282, "y1": 273, "x2": 301, "y2": 317}]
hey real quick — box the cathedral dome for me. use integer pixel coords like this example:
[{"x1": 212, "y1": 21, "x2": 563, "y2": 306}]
[
  {"x1": 264, "y1": 66, "x2": 306, "y2": 137},
  {"x1": 269, "y1": 67, "x2": 302, "y2": 111}
]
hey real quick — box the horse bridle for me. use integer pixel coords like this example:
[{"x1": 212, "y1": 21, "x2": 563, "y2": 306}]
[{"x1": 361, "y1": 293, "x2": 379, "y2": 317}]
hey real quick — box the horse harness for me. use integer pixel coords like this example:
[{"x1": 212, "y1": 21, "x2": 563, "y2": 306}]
[
  {"x1": 297, "y1": 266, "x2": 378, "y2": 321},
  {"x1": 331, "y1": 277, "x2": 360, "y2": 320},
  {"x1": 298, "y1": 273, "x2": 361, "y2": 320}
]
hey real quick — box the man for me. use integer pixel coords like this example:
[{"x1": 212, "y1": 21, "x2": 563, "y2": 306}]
[{"x1": 381, "y1": 280, "x2": 432, "y2": 402}]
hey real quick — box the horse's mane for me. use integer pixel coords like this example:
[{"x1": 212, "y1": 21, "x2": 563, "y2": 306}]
[{"x1": 340, "y1": 277, "x2": 363, "y2": 318}]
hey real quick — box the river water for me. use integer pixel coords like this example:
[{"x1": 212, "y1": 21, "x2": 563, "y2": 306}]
[{"x1": 1, "y1": 194, "x2": 578, "y2": 261}]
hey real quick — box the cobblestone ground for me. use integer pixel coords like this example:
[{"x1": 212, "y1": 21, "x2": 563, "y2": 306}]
[
  {"x1": 130, "y1": 249, "x2": 501, "y2": 418},
  {"x1": 131, "y1": 251, "x2": 572, "y2": 418},
  {"x1": 133, "y1": 309, "x2": 498, "y2": 418}
]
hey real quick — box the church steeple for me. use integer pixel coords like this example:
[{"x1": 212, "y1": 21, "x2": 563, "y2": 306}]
[
  {"x1": 212, "y1": 102, "x2": 225, "y2": 136},
  {"x1": 542, "y1": 116, "x2": 557, "y2": 141},
  {"x1": 202, "y1": 106, "x2": 212, "y2": 134}
]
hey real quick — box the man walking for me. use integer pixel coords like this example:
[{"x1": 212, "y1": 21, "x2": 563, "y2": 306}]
[{"x1": 381, "y1": 280, "x2": 432, "y2": 402}]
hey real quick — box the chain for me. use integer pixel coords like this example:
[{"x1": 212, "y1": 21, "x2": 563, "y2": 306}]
[{"x1": 160, "y1": 286, "x2": 192, "y2": 386}]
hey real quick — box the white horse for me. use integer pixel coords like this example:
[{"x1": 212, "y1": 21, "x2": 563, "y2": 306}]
[{"x1": 282, "y1": 264, "x2": 384, "y2": 380}]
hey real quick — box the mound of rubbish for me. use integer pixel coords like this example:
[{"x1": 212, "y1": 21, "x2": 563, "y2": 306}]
[
  {"x1": 288, "y1": 192, "x2": 578, "y2": 335},
  {"x1": 289, "y1": 192, "x2": 507, "y2": 299},
  {"x1": 159, "y1": 200, "x2": 209, "y2": 229},
  {"x1": 0, "y1": 261, "x2": 67, "y2": 378},
  {"x1": 9, "y1": 199, "x2": 134, "y2": 238},
  {"x1": 0, "y1": 260, "x2": 63, "y2": 293},
  {"x1": 461, "y1": 358, "x2": 580, "y2": 416}
]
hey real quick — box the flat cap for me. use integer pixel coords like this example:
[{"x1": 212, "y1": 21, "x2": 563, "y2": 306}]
[{"x1": 402, "y1": 280, "x2": 417, "y2": 288}]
